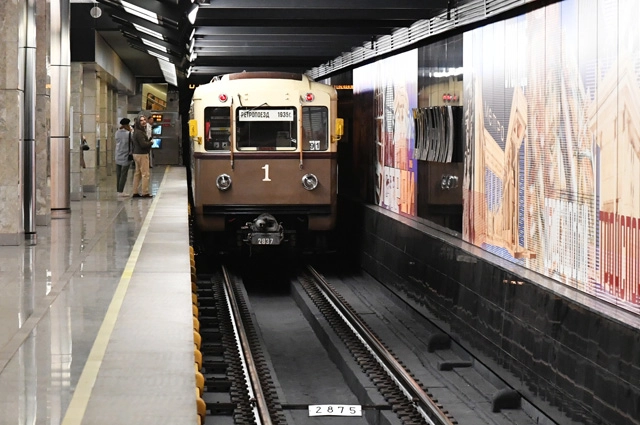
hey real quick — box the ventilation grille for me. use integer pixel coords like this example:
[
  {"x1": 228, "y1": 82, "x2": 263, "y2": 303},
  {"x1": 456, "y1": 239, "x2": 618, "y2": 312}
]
[{"x1": 306, "y1": 0, "x2": 538, "y2": 79}]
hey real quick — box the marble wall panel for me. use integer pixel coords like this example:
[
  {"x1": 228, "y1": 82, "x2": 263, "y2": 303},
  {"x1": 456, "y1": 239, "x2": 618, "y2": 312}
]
[
  {"x1": 70, "y1": 63, "x2": 83, "y2": 200},
  {"x1": 0, "y1": 1, "x2": 21, "y2": 90}
]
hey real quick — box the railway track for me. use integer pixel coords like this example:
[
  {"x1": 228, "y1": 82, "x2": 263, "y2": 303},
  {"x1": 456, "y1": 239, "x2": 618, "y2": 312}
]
[
  {"x1": 194, "y1": 262, "x2": 549, "y2": 425},
  {"x1": 298, "y1": 266, "x2": 457, "y2": 425},
  {"x1": 196, "y1": 267, "x2": 286, "y2": 425}
]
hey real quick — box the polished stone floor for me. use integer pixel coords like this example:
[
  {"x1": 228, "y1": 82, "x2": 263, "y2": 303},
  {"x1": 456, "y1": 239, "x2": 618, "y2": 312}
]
[{"x1": 0, "y1": 166, "x2": 196, "y2": 425}]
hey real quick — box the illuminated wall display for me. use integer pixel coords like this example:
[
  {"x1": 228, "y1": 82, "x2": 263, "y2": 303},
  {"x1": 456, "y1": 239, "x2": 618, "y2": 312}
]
[
  {"x1": 354, "y1": 50, "x2": 418, "y2": 217},
  {"x1": 352, "y1": 0, "x2": 639, "y2": 312},
  {"x1": 462, "y1": 0, "x2": 640, "y2": 312}
]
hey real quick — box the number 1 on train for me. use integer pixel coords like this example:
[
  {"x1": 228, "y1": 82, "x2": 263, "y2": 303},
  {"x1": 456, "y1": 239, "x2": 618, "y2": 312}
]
[{"x1": 262, "y1": 164, "x2": 271, "y2": 181}]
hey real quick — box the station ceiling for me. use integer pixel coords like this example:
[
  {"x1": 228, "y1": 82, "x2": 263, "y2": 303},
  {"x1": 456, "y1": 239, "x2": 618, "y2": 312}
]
[{"x1": 74, "y1": 0, "x2": 450, "y2": 87}]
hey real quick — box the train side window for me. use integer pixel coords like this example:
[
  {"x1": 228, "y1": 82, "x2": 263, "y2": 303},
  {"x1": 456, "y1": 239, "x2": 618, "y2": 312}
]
[
  {"x1": 204, "y1": 107, "x2": 231, "y2": 151},
  {"x1": 302, "y1": 106, "x2": 328, "y2": 151}
]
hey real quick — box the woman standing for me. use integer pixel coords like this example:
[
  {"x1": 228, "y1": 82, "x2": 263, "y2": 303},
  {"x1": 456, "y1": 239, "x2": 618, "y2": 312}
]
[{"x1": 114, "y1": 118, "x2": 133, "y2": 197}]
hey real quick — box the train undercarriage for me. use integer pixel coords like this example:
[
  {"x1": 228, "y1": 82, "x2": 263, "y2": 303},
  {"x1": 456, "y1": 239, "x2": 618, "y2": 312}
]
[{"x1": 196, "y1": 211, "x2": 335, "y2": 258}]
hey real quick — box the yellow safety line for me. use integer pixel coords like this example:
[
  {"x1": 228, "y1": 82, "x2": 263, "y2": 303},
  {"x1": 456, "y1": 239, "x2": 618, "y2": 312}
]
[{"x1": 62, "y1": 167, "x2": 171, "y2": 425}]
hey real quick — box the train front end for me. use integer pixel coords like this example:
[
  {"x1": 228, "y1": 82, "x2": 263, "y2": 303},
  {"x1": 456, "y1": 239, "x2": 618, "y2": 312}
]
[{"x1": 190, "y1": 72, "x2": 342, "y2": 254}]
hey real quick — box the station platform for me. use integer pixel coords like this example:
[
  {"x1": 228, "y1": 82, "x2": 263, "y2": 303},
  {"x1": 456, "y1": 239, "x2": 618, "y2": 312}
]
[{"x1": 0, "y1": 166, "x2": 196, "y2": 425}]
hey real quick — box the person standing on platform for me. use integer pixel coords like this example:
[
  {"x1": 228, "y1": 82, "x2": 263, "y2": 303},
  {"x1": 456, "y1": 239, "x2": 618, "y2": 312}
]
[
  {"x1": 146, "y1": 114, "x2": 154, "y2": 168},
  {"x1": 131, "y1": 115, "x2": 153, "y2": 198},
  {"x1": 114, "y1": 118, "x2": 133, "y2": 197},
  {"x1": 80, "y1": 137, "x2": 89, "y2": 169}
]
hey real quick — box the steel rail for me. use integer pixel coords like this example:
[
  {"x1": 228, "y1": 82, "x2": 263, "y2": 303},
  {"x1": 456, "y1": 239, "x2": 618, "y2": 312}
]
[
  {"x1": 221, "y1": 265, "x2": 273, "y2": 425},
  {"x1": 306, "y1": 265, "x2": 457, "y2": 425}
]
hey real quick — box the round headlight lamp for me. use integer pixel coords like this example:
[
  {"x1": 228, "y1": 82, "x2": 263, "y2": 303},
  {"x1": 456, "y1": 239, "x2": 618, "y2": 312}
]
[
  {"x1": 301, "y1": 173, "x2": 319, "y2": 191},
  {"x1": 216, "y1": 174, "x2": 232, "y2": 191}
]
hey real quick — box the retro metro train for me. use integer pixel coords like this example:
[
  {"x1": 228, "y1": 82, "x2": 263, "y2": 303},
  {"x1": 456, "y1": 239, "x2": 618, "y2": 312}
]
[{"x1": 189, "y1": 71, "x2": 343, "y2": 254}]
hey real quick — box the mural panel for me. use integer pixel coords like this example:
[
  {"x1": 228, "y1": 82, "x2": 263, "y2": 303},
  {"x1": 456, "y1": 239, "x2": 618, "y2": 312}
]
[
  {"x1": 463, "y1": 0, "x2": 640, "y2": 312},
  {"x1": 354, "y1": 51, "x2": 418, "y2": 216}
]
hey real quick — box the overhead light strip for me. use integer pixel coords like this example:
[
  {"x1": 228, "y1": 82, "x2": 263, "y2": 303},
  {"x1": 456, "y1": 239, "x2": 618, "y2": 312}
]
[
  {"x1": 121, "y1": 0, "x2": 159, "y2": 25},
  {"x1": 141, "y1": 38, "x2": 168, "y2": 53},
  {"x1": 132, "y1": 23, "x2": 164, "y2": 40},
  {"x1": 158, "y1": 59, "x2": 177, "y2": 86},
  {"x1": 188, "y1": 4, "x2": 199, "y2": 25},
  {"x1": 147, "y1": 50, "x2": 170, "y2": 62}
]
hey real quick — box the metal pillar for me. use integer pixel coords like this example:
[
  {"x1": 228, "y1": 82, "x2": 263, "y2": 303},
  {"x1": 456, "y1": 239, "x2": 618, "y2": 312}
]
[{"x1": 20, "y1": 0, "x2": 37, "y2": 245}]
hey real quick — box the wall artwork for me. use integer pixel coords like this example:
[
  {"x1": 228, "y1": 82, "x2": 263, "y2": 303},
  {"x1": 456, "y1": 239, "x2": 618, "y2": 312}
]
[
  {"x1": 354, "y1": 50, "x2": 418, "y2": 216},
  {"x1": 463, "y1": 0, "x2": 640, "y2": 312}
]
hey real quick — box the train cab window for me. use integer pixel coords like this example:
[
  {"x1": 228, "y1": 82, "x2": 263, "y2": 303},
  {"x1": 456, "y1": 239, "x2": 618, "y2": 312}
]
[
  {"x1": 204, "y1": 107, "x2": 231, "y2": 151},
  {"x1": 302, "y1": 106, "x2": 328, "y2": 151},
  {"x1": 236, "y1": 106, "x2": 297, "y2": 151}
]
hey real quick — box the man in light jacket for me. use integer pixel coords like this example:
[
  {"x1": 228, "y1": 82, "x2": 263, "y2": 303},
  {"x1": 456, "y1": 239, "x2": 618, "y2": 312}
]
[{"x1": 130, "y1": 115, "x2": 154, "y2": 198}]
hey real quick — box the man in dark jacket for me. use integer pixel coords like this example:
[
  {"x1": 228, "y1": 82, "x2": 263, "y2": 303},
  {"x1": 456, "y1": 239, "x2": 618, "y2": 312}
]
[{"x1": 130, "y1": 115, "x2": 154, "y2": 198}]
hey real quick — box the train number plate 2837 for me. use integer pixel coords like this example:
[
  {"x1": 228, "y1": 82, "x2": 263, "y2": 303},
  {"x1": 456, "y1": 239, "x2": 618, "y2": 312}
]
[
  {"x1": 308, "y1": 405, "x2": 362, "y2": 417},
  {"x1": 250, "y1": 234, "x2": 281, "y2": 245}
]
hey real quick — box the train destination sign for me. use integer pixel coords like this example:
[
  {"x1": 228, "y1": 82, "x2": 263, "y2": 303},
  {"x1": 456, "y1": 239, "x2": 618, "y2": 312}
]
[{"x1": 238, "y1": 109, "x2": 294, "y2": 121}]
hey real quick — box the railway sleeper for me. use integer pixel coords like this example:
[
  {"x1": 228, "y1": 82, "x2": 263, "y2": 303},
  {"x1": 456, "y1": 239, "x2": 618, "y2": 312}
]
[
  {"x1": 196, "y1": 296, "x2": 217, "y2": 308},
  {"x1": 202, "y1": 359, "x2": 227, "y2": 373},
  {"x1": 197, "y1": 317, "x2": 220, "y2": 328},
  {"x1": 203, "y1": 375, "x2": 231, "y2": 392},
  {"x1": 197, "y1": 306, "x2": 219, "y2": 317},
  {"x1": 200, "y1": 328, "x2": 222, "y2": 339},
  {"x1": 203, "y1": 400, "x2": 235, "y2": 416},
  {"x1": 201, "y1": 341, "x2": 224, "y2": 354}
]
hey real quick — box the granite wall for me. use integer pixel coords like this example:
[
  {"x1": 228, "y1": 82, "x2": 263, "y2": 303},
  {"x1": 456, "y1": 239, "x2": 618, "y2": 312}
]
[{"x1": 340, "y1": 201, "x2": 640, "y2": 425}]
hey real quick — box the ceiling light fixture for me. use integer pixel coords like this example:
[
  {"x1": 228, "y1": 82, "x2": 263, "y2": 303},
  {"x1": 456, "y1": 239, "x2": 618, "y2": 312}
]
[
  {"x1": 90, "y1": 1, "x2": 102, "y2": 18},
  {"x1": 158, "y1": 59, "x2": 177, "y2": 86},
  {"x1": 121, "y1": 0, "x2": 159, "y2": 24},
  {"x1": 188, "y1": 4, "x2": 199, "y2": 24},
  {"x1": 141, "y1": 38, "x2": 168, "y2": 53},
  {"x1": 147, "y1": 50, "x2": 170, "y2": 62},
  {"x1": 132, "y1": 23, "x2": 164, "y2": 40}
]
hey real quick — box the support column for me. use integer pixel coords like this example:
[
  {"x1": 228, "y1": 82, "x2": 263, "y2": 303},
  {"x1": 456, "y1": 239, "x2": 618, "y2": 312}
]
[
  {"x1": 81, "y1": 69, "x2": 98, "y2": 192},
  {"x1": 20, "y1": 0, "x2": 38, "y2": 245},
  {"x1": 70, "y1": 63, "x2": 83, "y2": 200},
  {"x1": 0, "y1": 0, "x2": 24, "y2": 245},
  {"x1": 50, "y1": 0, "x2": 71, "y2": 213},
  {"x1": 35, "y1": 0, "x2": 50, "y2": 225},
  {"x1": 82, "y1": 69, "x2": 100, "y2": 192},
  {"x1": 117, "y1": 93, "x2": 128, "y2": 121},
  {"x1": 105, "y1": 86, "x2": 115, "y2": 175},
  {"x1": 98, "y1": 78, "x2": 108, "y2": 179}
]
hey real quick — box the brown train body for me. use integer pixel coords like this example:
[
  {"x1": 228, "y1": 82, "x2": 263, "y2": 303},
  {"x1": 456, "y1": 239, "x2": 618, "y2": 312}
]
[
  {"x1": 193, "y1": 152, "x2": 337, "y2": 231},
  {"x1": 190, "y1": 72, "x2": 341, "y2": 253}
]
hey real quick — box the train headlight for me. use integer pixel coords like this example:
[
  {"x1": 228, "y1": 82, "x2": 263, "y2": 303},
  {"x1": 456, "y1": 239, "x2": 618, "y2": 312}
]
[
  {"x1": 301, "y1": 173, "x2": 318, "y2": 191},
  {"x1": 216, "y1": 174, "x2": 232, "y2": 191}
]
